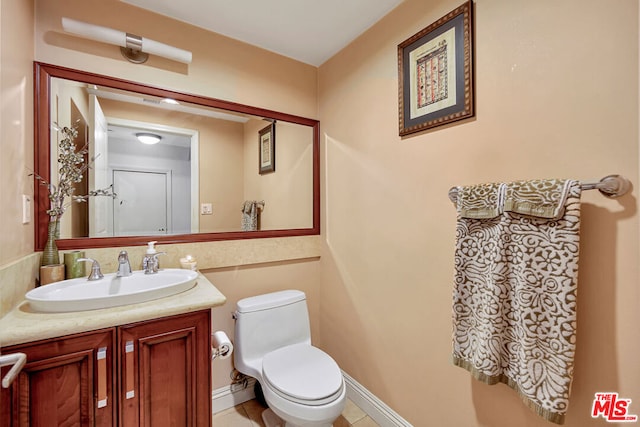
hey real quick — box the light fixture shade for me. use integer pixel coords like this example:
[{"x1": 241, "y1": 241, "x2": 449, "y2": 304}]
[
  {"x1": 161, "y1": 98, "x2": 180, "y2": 105},
  {"x1": 136, "y1": 133, "x2": 162, "y2": 145},
  {"x1": 61, "y1": 17, "x2": 193, "y2": 64}
]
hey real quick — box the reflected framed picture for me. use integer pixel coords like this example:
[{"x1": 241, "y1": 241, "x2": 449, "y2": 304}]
[
  {"x1": 259, "y1": 122, "x2": 276, "y2": 174},
  {"x1": 398, "y1": 0, "x2": 474, "y2": 136}
]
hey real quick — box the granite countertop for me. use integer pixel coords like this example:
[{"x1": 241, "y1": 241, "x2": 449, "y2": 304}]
[{"x1": 0, "y1": 273, "x2": 226, "y2": 347}]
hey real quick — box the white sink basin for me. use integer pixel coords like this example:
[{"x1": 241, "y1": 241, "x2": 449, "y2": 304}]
[{"x1": 26, "y1": 269, "x2": 198, "y2": 313}]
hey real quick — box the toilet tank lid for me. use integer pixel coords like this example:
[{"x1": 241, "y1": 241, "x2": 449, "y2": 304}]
[{"x1": 236, "y1": 290, "x2": 306, "y2": 313}]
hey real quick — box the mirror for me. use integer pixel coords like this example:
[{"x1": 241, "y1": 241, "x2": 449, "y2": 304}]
[{"x1": 34, "y1": 62, "x2": 319, "y2": 250}]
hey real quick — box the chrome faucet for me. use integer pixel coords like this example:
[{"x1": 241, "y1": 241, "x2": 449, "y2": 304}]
[
  {"x1": 77, "y1": 258, "x2": 104, "y2": 281},
  {"x1": 117, "y1": 251, "x2": 132, "y2": 277},
  {"x1": 142, "y1": 252, "x2": 166, "y2": 274}
]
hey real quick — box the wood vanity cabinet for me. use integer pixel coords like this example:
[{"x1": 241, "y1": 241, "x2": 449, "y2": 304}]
[
  {"x1": 0, "y1": 328, "x2": 116, "y2": 426},
  {"x1": 119, "y1": 310, "x2": 212, "y2": 426},
  {"x1": 0, "y1": 310, "x2": 212, "y2": 427}
]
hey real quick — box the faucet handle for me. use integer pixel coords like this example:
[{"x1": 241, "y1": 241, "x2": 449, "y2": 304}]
[
  {"x1": 143, "y1": 252, "x2": 166, "y2": 274},
  {"x1": 77, "y1": 258, "x2": 104, "y2": 281},
  {"x1": 117, "y1": 251, "x2": 132, "y2": 277},
  {"x1": 150, "y1": 252, "x2": 166, "y2": 259}
]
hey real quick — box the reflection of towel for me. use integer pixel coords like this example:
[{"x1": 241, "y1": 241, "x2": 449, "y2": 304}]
[
  {"x1": 241, "y1": 200, "x2": 265, "y2": 231},
  {"x1": 452, "y1": 179, "x2": 581, "y2": 424}
]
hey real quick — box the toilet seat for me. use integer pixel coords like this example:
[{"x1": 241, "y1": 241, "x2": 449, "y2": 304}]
[{"x1": 262, "y1": 344, "x2": 344, "y2": 406}]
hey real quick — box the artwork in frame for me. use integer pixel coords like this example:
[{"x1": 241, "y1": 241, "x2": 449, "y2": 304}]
[
  {"x1": 259, "y1": 122, "x2": 276, "y2": 174},
  {"x1": 398, "y1": 0, "x2": 474, "y2": 136}
]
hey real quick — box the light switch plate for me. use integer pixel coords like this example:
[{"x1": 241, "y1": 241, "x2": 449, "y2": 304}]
[
  {"x1": 200, "y1": 203, "x2": 213, "y2": 215},
  {"x1": 22, "y1": 195, "x2": 31, "y2": 224}
]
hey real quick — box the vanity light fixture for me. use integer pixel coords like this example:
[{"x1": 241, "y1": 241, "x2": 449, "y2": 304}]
[
  {"x1": 136, "y1": 133, "x2": 162, "y2": 145},
  {"x1": 61, "y1": 17, "x2": 192, "y2": 64}
]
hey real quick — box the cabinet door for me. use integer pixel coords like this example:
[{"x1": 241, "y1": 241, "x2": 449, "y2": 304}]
[
  {"x1": 118, "y1": 310, "x2": 211, "y2": 427},
  {"x1": 0, "y1": 329, "x2": 116, "y2": 427}
]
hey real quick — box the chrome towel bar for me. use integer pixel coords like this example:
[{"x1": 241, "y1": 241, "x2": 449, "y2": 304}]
[{"x1": 448, "y1": 174, "x2": 631, "y2": 204}]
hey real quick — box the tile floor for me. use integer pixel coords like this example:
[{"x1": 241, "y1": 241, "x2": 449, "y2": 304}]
[{"x1": 212, "y1": 398, "x2": 380, "y2": 427}]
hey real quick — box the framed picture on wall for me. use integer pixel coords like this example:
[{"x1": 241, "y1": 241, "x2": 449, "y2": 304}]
[
  {"x1": 398, "y1": 0, "x2": 474, "y2": 136},
  {"x1": 259, "y1": 122, "x2": 276, "y2": 174}
]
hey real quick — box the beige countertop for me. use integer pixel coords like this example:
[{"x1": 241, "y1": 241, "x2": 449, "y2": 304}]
[{"x1": 0, "y1": 273, "x2": 226, "y2": 347}]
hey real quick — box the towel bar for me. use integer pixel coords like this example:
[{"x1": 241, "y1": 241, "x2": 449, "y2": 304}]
[
  {"x1": 0, "y1": 352, "x2": 27, "y2": 388},
  {"x1": 448, "y1": 174, "x2": 631, "y2": 204}
]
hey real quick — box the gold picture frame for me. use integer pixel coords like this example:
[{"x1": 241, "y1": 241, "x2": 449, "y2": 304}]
[{"x1": 398, "y1": 1, "x2": 474, "y2": 136}]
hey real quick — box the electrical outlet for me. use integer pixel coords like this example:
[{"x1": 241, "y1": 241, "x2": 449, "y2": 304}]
[
  {"x1": 22, "y1": 195, "x2": 31, "y2": 224},
  {"x1": 200, "y1": 203, "x2": 213, "y2": 215}
]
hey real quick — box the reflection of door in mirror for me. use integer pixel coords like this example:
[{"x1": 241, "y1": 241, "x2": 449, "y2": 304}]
[
  {"x1": 89, "y1": 94, "x2": 110, "y2": 237},
  {"x1": 113, "y1": 169, "x2": 169, "y2": 236},
  {"x1": 108, "y1": 118, "x2": 199, "y2": 234},
  {"x1": 107, "y1": 121, "x2": 193, "y2": 236}
]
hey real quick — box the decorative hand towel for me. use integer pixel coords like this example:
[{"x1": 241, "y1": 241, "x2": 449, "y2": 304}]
[
  {"x1": 455, "y1": 182, "x2": 506, "y2": 219},
  {"x1": 241, "y1": 200, "x2": 264, "y2": 231},
  {"x1": 504, "y1": 179, "x2": 572, "y2": 219},
  {"x1": 452, "y1": 179, "x2": 581, "y2": 424}
]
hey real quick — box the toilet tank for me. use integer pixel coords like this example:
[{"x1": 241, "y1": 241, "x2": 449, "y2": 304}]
[{"x1": 234, "y1": 290, "x2": 312, "y2": 376}]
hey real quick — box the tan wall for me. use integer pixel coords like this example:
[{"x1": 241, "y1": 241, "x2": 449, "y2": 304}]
[
  {"x1": 0, "y1": 0, "x2": 35, "y2": 266},
  {"x1": 318, "y1": 0, "x2": 639, "y2": 425},
  {"x1": 4, "y1": 0, "x2": 639, "y2": 423}
]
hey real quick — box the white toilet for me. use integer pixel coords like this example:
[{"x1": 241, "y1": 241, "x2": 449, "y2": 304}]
[{"x1": 234, "y1": 290, "x2": 346, "y2": 427}]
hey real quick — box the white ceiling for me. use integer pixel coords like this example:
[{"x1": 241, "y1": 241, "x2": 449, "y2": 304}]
[{"x1": 121, "y1": 0, "x2": 404, "y2": 66}]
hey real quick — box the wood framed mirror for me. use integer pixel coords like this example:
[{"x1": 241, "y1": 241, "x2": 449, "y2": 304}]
[{"x1": 34, "y1": 62, "x2": 320, "y2": 250}]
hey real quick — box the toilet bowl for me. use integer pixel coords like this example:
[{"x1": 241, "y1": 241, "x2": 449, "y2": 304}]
[{"x1": 233, "y1": 290, "x2": 346, "y2": 427}]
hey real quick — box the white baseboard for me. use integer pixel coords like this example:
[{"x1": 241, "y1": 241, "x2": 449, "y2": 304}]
[
  {"x1": 212, "y1": 372, "x2": 412, "y2": 427},
  {"x1": 212, "y1": 377, "x2": 257, "y2": 414},
  {"x1": 342, "y1": 371, "x2": 413, "y2": 427}
]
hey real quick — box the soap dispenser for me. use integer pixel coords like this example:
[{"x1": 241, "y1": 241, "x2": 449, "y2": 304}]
[
  {"x1": 142, "y1": 241, "x2": 165, "y2": 274},
  {"x1": 146, "y1": 241, "x2": 157, "y2": 256}
]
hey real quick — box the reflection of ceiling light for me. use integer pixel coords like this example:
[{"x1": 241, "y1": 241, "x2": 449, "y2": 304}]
[
  {"x1": 136, "y1": 132, "x2": 162, "y2": 145},
  {"x1": 161, "y1": 98, "x2": 180, "y2": 105}
]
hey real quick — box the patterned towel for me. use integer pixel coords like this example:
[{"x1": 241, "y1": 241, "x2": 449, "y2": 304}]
[
  {"x1": 452, "y1": 179, "x2": 581, "y2": 424},
  {"x1": 455, "y1": 182, "x2": 506, "y2": 219},
  {"x1": 503, "y1": 179, "x2": 573, "y2": 219},
  {"x1": 241, "y1": 200, "x2": 265, "y2": 231}
]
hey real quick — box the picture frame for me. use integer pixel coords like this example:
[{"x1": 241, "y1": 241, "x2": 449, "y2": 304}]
[
  {"x1": 259, "y1": 122, "x2": 276, "y2": 174},
  {"x1": 398, "y1": 0, "x2": 474, "y2": 136}
]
